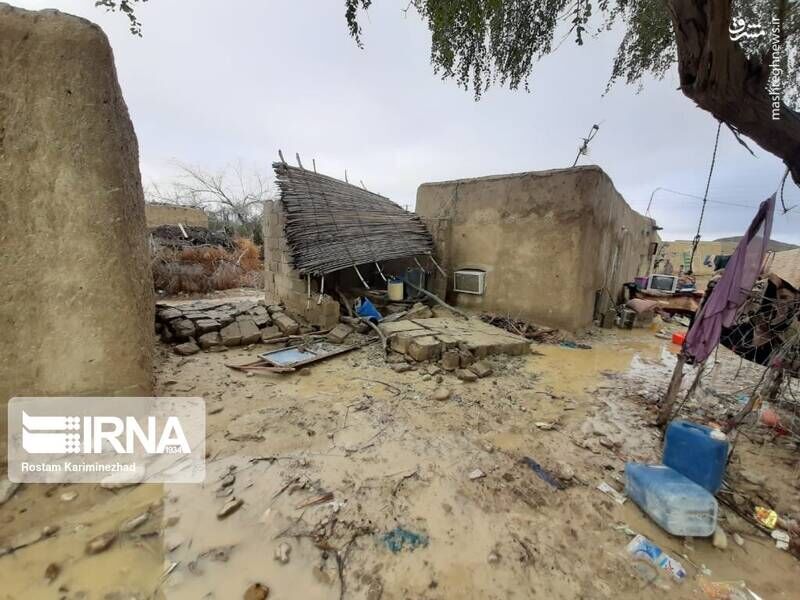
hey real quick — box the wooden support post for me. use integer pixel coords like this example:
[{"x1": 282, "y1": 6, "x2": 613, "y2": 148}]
[{"x1": 658, "y1": 353, "x2": 686, "y2": 426}]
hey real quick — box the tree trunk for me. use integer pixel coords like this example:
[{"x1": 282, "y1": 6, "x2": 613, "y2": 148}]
[{"x1": 666, "y1": 0, "x2": 800, "y2": 185}]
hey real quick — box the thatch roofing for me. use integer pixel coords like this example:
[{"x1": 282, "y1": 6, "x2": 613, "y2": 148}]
[{"x1": 273, "y1": 162, "x2": 434, "y2": 276}]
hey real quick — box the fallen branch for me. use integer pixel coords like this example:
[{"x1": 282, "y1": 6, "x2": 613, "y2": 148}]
[{"x1": 402, "y1": 278, "x2": 469, "y2": 320}]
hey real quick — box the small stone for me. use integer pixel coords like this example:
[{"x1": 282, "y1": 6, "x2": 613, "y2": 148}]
[
  {"x1": 60, "y1": 491, "x2": 78, "y2": 502},
  {"x1": 487, "y1": 551, "x2": 500, "y2": 564},
  {"x1": 456, "y1": 369, "x2": 478, "y2": 382},
  {"x1": 120, "y1": 512, "x2": 149, "y2": 533},
  {"x1": 712, "y1": 527, "x2": 728, "y2": 550},
  {"x1": 244, "y1": 582, "x2": 270, "y2": 600},
  {"x1": 733, "y1": 533, "x2": 744, "y2": 546},
  {"x1": 421, "y1": 374, "x2": 431, "y2": 381},
  {"x1": 468, "y1": 468, "x2": 486, "y2": 480},
  {"x1": 220, "y1": 473, "x2": 236, "y2": 488},
  {"x1": 174, "y1": 340, "x2": 200, "y2": 356},
  {"x1": 274, "y1": 541, "x2": 291, "y2": 564},
  {"x1": 458, "y1": 350, "x2": 474, "y2": 368},
  {"x1": 217, "y1": 497, "x2": 244, "y2": 519},
  {"x1": 391, "y1": 363, "x2": 412, "y2": 373},
  {"x1": 86, "y1": 531, "x2": 117, "y2": 555},
  {"x1": 469, "y1": 360, "x2": 493, "y2": 378},
  {"x1": 44, "y1": 562, "x2": 61, "y2": 583},
  {"x1": 432, "y1": 387, "x2": 451, "y2": 401}
]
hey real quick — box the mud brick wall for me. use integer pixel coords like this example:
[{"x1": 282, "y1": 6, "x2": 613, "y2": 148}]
[
  {"x1": 145, "y1": 203, "x2": 209, "y2": 229},
  {"x1": 262, "y1": 199, "x2": 340, "y2": 328},
  {"x1": 0, "y1": 6, "x2": 154, "y2": 418}
]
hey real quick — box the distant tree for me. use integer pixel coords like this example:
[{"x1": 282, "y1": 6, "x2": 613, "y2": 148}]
[
  {"x1": 146, "y1": 162, "x2": 271, "y2": 244},
  {"x1": 97, "y1": 0, "x2": 799, "y2": 184}
]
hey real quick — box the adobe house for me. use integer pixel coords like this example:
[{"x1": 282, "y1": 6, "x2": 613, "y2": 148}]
[{"x1": 415, "y1": 166, "x2": 659, "y2": 331}]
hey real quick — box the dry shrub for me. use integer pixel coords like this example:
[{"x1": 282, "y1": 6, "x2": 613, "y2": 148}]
[{"x1": 151, "y1": 238, "x2": 263, "y2": 294}]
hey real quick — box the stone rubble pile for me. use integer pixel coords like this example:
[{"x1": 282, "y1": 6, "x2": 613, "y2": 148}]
[{"x1": 155, "y1": 299, "x2": 303, "y2": 355}]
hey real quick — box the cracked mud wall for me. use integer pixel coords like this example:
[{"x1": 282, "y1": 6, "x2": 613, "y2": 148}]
[{"x1": 0, "y1": 5, "x2": 154, "y2": 422}]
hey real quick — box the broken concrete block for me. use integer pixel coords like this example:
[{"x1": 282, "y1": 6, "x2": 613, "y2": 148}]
[
  {"x1": 469, "y1": 360, "x2": 493, "y2": 378},
  {"x1": 260, "y1": 326, "x2": 282, "y2": 343},
  {"x1": 171, "y1": 318, "x2": 196, "y2": 341},
  {"x1": 436, "y1": 334, "x2": 459, "y2": 350},
  {"x1": 252, "y1": 314, "x2": 271, "y2": 328},
  {"x1": 456, "y1": 369, "x2": 478, "y2": 382},
  {"x1": 238, "y1": 318, "x2": 261, "y2": 345},
  {"x1": 389, "y1": 330, "x2": 430, "y2": 355},
  {"x1": 195, "y1": 319, "x2": 221, "y2": 334},
  {"x1": 174, "y1": 340, "x2": 200, "y2": 356},
  {"x1": 441, "y1": 350, "x2": 460, "y2": 371},
  {"x1": 267, "y1": 304, "x2": 284, "y2": 315},
  {"x1": 391, "y1": 363, "x2": 412, "y2": 373},
  {"x1": 326, "y1": 323, "x2": 354, "y2": 344},
  {"x1": 407, "y1": 336, "x2": 442, "y2": 362},
  {"x1": 459, "y1": 349, "x2": 474, "y2": 368},
  {"x1": 197, "y1": 332, "x2": 222, "y2": 350},
  {"x1": 274, "y1": 314, "x2": 300, "y2": 335},
  {"x1": 220, "y1": 322, "x2": 243, "y2": 346},
  {"x1": 157, "y1": 307, "x2": 183, "y2": 321}
]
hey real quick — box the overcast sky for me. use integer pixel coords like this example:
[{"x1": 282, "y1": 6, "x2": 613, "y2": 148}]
[{"x1": 17, "y1": 0, "x2": 800, "y2": 243}]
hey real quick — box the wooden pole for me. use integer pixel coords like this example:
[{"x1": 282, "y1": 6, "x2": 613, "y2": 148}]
[{"x1": 658, "y1": 353, "x2": 686, "y2": 426}]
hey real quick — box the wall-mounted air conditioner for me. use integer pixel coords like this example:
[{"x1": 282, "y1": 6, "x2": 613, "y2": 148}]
[{"x1": 453, "y1": 269, "x2": 486, "y2": 295}]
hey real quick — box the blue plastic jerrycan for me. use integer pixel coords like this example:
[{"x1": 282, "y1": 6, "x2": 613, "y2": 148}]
[
  {"x1": 625, "y1": 463, "x2": 718, "y2": 537},
  {"x1": 663, "y1": 420, "x2": 729, "y2": 494}
]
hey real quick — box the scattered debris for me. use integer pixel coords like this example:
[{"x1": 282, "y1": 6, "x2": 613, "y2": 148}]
[
  {"x1": 44, "y1": 562, "x2": 60, "y2": 583},
  {"x1": 432, "y1": 387, "x2": 451, "y2": 401},
  {"x1": 217, "y1": 497, "x2": 244, "y2": 519},
  {"x1": 120, "y1": 512, "x2": 150, "y2": 533},
  {"x1": 626, "y1": 534, "x2": 686, "y2": 583},
  {"x1": 468, "y1": 469, "x2": 486, "y2": 480},
  {"x1": 772, "y1": 529, "x2": 791, "y2": 551},
  {"x1": 244, "y1": 582, "x2": 270, "y2": 600},
  {"x1": 381, "y1": 527, "x2": 429, "y2": 553},
  {"x1": 521, "y1": 457, "x2": 564, "y2": 490},
  {"x1": 295, "y1": 492, "x2": 334, "y2": 510},
  {"x1": 712, "y1": 527, "x2": 728, "y2": 550},
  {"x1": 85, "y1": 531, "x2": 117, "y2": 555},
  {"x1": 60, "y1": 491, "x2": 78, "y2": 502},
  {"x1": 456, "y1": 368, "x2": 478, "y2": 382},
  {"x1": 274, "y1": 541, "x2": 291, "y2": 564},
  {"x1": 597, "y1": 481, "x2": 627, "y2": 505}
]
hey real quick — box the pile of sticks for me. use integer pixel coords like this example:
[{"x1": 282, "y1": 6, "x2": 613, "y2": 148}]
[{"x1": 273, "y1": 162, "x2": 433, "y2": 275}]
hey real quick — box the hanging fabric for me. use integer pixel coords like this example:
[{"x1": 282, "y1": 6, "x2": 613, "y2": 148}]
[{"x1": 684, "y1": 194, "x2": 776, "y2": 363}]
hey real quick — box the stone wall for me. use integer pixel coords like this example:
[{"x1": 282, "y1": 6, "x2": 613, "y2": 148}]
[
  {"x1": 145, "y1": 203, "x2": 209, "y2": 228},
  {"x1": 262, "y1": 199, "x2": 340, "y2": 328},
  {"x1": 0, "y1": 6, "x2": 154, "y2": 412},
  {"x1": 415, "y1": 166, "x2": 658, "y2": 331}
]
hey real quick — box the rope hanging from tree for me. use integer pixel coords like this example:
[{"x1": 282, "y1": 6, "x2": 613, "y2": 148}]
[{"x1": 688, "y1": 120, "x2": 723, "y2": 275}]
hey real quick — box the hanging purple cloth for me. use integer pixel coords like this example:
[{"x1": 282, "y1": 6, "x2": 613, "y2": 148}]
[{"x1": 683, "y1": 194, "x2": 776, "y2": 363}]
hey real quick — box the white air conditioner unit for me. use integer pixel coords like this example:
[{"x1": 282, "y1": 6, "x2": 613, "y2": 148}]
[{"x1": 453, "y1": 269, "x2": 486, "y2": 295}]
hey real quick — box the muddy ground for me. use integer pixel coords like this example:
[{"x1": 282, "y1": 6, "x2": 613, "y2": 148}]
[{"x1": 2, "y1": 298, "x2": 799, "y2": 599}]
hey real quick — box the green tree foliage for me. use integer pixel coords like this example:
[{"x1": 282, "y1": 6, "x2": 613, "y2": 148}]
[{"x1": 344, "y1": 0, "x2": 797, "y2": 106}]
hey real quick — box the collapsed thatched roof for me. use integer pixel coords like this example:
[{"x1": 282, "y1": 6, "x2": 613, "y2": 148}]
[{"x1": 273, "y1": 162, "x2": 434, "y2": 276}]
